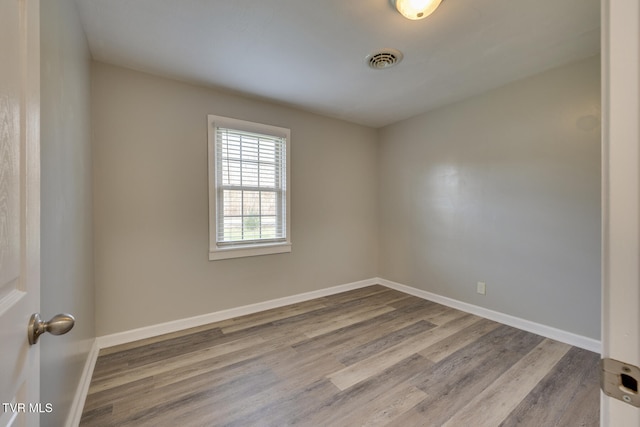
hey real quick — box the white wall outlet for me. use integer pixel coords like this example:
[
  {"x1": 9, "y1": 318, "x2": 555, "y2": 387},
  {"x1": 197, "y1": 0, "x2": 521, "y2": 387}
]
[{"x1": 477, "y1": 282, "x2": 486, "y2": 295}]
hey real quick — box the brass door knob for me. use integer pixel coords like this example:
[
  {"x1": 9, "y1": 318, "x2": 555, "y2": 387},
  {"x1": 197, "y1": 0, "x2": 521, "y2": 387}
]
[{"x1": 28, "y1": 313, "x2": 75, "y2": 345}]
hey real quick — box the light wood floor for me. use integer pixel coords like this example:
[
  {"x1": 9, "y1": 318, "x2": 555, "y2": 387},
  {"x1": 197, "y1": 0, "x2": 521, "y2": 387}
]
[{"x1": 80, "y1": 286, "x2": 600, "y2": 426}]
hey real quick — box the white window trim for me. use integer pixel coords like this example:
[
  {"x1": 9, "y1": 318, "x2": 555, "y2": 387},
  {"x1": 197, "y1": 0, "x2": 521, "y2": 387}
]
[{"x1": 207, "y1": 115, "x2": 291, "y2": 261}]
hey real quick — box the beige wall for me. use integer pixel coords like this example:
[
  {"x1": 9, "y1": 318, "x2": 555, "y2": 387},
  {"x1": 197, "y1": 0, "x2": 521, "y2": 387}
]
[
  {"x1": 378, "y1": 56, "x2": 601, "y2": 339},
  {"x1": 40, "y1": 0, "x2": 94, "y2": 425},
  {"x1": 92, "y1": 63, "x2": 379, "y2": 336}
]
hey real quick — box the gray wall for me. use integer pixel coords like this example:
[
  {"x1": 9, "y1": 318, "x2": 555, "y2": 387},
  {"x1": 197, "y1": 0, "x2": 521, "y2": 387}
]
[
  {"x1": 40, "y1": 0, "x2": 94, "y2": 425},
  {"x1": 92, "y1": 63, "x2": 379, "y2": 336},
  {"x1": 378, "y1": 56, "x2": 601, "y2": 339}
]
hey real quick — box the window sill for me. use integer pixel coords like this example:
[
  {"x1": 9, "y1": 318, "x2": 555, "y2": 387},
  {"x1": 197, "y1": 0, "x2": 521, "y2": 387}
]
[{"x1": 209, "y1": 242, "x2": 292, "y2": 261}]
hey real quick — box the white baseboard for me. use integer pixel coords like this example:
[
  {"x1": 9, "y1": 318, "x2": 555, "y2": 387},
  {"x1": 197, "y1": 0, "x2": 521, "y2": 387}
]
[
  {"x1": 377, "y1": 277, "x2": 601, "y2": 353},
  {"x1": 96, "y1": 278, "x2": 378, "y2": 349},
  {"x1": 96, "y1": 276, "x2": 601, "y2": 353},
  {"x1": 65, "y1": 339, "x2": 100, "y2": 427}
]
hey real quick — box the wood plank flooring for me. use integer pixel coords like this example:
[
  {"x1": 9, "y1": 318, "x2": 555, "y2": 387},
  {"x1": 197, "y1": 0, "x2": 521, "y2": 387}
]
[{"x1": 80, "y1": 286, "x2": 600, "y2": 426}]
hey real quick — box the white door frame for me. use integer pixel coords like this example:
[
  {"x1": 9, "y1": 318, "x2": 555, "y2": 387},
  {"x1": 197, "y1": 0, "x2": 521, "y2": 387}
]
[{"x1": 601, "y1": 0, "x2": 640, "y2": 425}]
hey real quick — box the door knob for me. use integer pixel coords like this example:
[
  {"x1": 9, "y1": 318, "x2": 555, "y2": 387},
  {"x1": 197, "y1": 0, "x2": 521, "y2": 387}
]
[{"x1": 28, "y1": 313, "x2": 75, "y2": 345}]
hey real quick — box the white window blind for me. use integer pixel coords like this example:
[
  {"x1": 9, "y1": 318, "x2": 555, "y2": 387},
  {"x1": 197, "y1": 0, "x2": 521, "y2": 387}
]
[{"x1": 215, "y1": 126, "x2": 287, "y2": 246}]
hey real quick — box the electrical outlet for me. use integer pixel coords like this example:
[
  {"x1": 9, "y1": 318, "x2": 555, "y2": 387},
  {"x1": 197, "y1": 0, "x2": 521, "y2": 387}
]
[{"x1": 477, "y1": 282, "x2": 486, "y2": 295}]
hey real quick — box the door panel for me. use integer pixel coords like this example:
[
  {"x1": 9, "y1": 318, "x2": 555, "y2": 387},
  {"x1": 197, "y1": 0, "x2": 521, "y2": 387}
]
[{"x1": 0, "y1": 0, "x2": 40, "y2": 426}]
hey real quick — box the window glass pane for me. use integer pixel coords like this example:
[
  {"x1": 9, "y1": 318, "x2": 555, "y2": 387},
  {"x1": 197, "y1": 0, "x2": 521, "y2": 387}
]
[
  {"x1": 261, "y1": 191, "x2": 277, "y2": 216},
  {"x1": 243, "y1": 191, "x2": 260, "y2": 216},
  {"x1": 223, "y1": 217, "x2": 242, "y2": 241},
  {"x1": 243, "y1": 216, "x2": 261, "y2": 240},
  {"x1": 242, "y1": 162, "x2": 259, "y2": 187},
  {"x1": 242, "y1": 137, "x2": 259, "y2": 161},
  {"x1": 259, "y1": 140, "x2": 276, "y2": 162},
  {"x1": 222, "y1": 134, "x2": 241, "y2": 160},
  {"x1": 259, "y1": 163, "x2": 276, "y2": 188},
  {"x1": 261, "y1": 216, "x2": 277, "y2": 239},
  {"x1": 223, "y1": 190, "x2": 242, "y2": 216},
  {"x1": 223, "y1": 160, "x2": 242, "y2": 186}
]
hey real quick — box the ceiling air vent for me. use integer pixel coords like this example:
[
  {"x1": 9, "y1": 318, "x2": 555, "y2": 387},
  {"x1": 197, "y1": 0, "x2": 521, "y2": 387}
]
[{"x1": 366, "y1": 49, "x2": 404, "y2": 70}]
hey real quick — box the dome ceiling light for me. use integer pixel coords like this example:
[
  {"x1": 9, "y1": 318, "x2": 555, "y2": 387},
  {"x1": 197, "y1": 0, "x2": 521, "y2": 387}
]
[{"x1": 391, "y1": 0, "x2": 443, "y2": 20}]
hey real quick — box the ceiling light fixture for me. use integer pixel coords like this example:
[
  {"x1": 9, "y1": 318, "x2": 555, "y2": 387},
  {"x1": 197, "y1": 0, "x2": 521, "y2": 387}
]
[{"x1": 391, "y1": 0, "x2": 443, "y2": 20}]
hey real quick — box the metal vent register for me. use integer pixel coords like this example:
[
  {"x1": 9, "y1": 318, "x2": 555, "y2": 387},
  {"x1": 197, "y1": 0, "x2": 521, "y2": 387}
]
[{"x1": 366, "y1": 49, "x2": 403, "y2": 69}]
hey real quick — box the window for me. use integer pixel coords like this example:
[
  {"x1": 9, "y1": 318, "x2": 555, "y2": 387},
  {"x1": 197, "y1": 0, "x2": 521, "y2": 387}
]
[{"x1": 208, "y1": 115, "x2": 291, "y2": 260}]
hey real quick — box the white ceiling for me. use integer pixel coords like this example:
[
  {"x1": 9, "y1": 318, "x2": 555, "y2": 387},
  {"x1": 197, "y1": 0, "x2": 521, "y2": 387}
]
[{"x1": 75, "y1": 0, "x2": 600, "y2": 128}]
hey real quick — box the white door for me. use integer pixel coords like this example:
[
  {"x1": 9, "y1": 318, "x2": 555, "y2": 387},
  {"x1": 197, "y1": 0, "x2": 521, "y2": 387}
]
[
  {"x1": 0, "y1": 0, "x2": 41, "y2": 426},
  {"x1": 601, "y1": 0, "x2": 640, "y2": 425}
]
